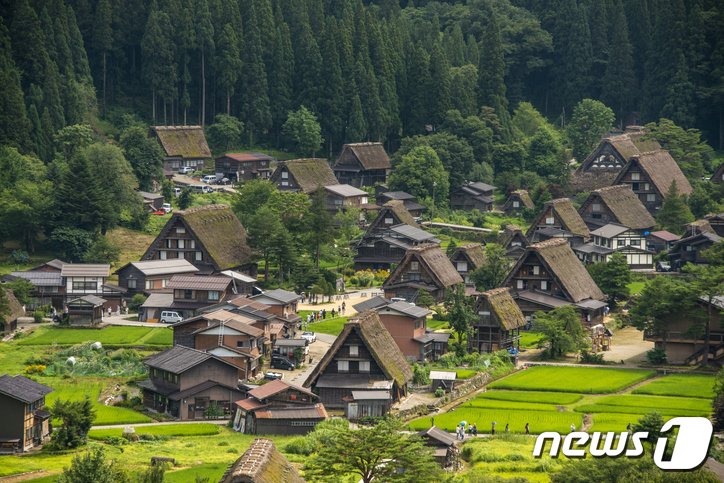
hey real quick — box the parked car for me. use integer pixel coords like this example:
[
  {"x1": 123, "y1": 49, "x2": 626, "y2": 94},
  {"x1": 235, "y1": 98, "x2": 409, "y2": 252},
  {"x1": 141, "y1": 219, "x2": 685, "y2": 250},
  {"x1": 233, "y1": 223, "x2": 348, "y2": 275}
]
[
  {"x1": 191, "y1": 185, "x2": 214, "y2": 194},
  {"x1": 161, "y1": 203, "x2": 172, "y2": 214},
  {"x1": 270, "y1": 355, "x2": 295, "y2": 371},
  {"x1": 201, "y1": 175, "x2": 217, "y2": 184},
  {"x1": 656, "y1": 261, "x2": 672, "y2": 272},
  {"x1": 178, "y1": 167, "x2": 195, "y2": 174},
  {"x1": 300, "y1": 331, "x2": 316, "y2": 343},
  {"x1": 264, "y1": 371, "x2": 283, "y2": 380},
  {"x1": 215, "y1": 177, "x2": 230, "y2": 185},
  {"x1": 173, "y1": 187, "x2": 182, "y2": 197},
  {"x1": 160, "y1": 311, "x2": 183, "y2": 324}
]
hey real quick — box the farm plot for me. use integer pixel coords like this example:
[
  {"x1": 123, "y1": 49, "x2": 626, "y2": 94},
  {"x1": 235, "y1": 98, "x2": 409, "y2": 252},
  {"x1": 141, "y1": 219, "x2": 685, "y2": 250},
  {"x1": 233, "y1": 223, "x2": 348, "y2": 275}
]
[
  {"x1": 18, "y1": 326, "x2": 171, "y2": 347},
  {"x1": 633, "y1": 373, "x2": 715, "y2": 399},
  {"x1": 409, "y1": 407, "x2": 581, "y2": 434},
  {"x1": 476, "y1": 390, "x2": 582, "y2": 405},
  {"x1": 89, "y1": 423, "x2": 220, "y2": 440},
  {"x1": 575, "y1": 394, "x2": 712, "y2": 417},
  {"x1": 488, "y1": 366, "x2": 655, "y2": 393}
]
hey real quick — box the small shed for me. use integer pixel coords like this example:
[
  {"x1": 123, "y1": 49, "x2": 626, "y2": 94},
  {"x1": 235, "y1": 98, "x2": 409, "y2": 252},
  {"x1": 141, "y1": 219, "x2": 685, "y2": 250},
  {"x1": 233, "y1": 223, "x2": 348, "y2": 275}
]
[
  {"x1": 429, "y1": 371, "x2": 457, "y2": 392},
  {"x1": 345, "y1": 390, "x2": 392, "y2": 420},
  {"x1": 419, "y1": 426, "x2": 460, "y2": 468},
  {"x1": 66, "y1": 295, "x2": 106, "y2": 326},
  {"x1": 138, "y1": 191, "x2": 164, "y2": 212},
  {"x1": 273, "y1": 339, "x2": 308, "y2": 360},
  {"x1": 590, "y1": 324, "x2": 613, "y2": 352}
]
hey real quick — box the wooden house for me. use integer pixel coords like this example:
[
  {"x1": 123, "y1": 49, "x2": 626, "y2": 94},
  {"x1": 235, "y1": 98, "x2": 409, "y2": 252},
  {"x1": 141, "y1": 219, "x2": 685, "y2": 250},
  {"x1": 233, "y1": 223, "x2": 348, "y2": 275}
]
[
  {"x1": 376, "y1": 191, "x2": 426, "y2": 217},
  {"x1": 66, "y1": 295, "x2": 106, "y2": 326},
  {"x1": 503, "y1": 189, "x2": 534, "y2": 215},
  {"x1": 333, "y1": 142, "x2": 391, "y2": 187},
  {"x1": 572, "y1": 127, "x2": 661, "y2": 190},
  {"x1": 138, "y1": 345, "x2": 244, "y2": 420},
  {"x1": 303, "y1": 311, "x2": 413, "y2": 412},
  {"x1": 270, "y1": 158, "x2": 338, "y2": 194},
  {"x1": 29, "y1": 259, "x2": 65, "y2": 273},
  {"x1": 3, "y1": 271, "x2": 64, "y2": 310},
  {"x1": 382, "y1": 244, "x2": 463, "y2": 303},
  {"x1": 669, "y1": 220, "x2": 722, "y2": 269},
  {"x1": 61, "y1": 263, "x2": 110, "y2": 299},
  {"x1": 612, "y1": 150, "x2": 693, "y2": 215},
  {"x1": 578, "y1": 185, "x2": 655, "y2": 231},
  {"x1": 250, "y1": 289, "x2": 301, "y2": 329},
  {"x1": 352, "y1": 299, "x2": 437, "y2": 361},
  {"x1": 574, "y1": 224, "x2": 653, "y2": 269},
  {"x1": 470, "y1": 288, "x2": 526, "y2": 354},
  {"x1": 215, "y1": 152, "x2": 274, "y2": 182},
  {"x1": 526, "y1": 198, "x2": 590, "y2": 244},
  {"x1": 138, "y1": 191, "x2": 164, "y2": 212},
  {"x1": 450, "y1": 181, "x2": 495, "y2": 212},
  {"x1": 646, "y1": 230, "x2": 681, "y2": 253},
  {"x1": 712, "y1": 163, "x2": 724, "y2": 184},
  {"x1": 165, "y1": 275, "x2": 235, "y2": 318},
  {"x1": 116, "y1": 259, "x2": 199, "y2": 296},
  {"x1": 706, "y1": 213, "x2": 724, "y2": 237},
  {"x1": 354, "y1": 201, "x2": 436, "y2": 270},
  {"x1": 220, "y1": 438, "x2": 304, "y2": 483},
  {"x1": 141, "y1": 204, "x2": 256, "y2": 275},
  {"x1": 150, "y1": 126, "x2": 211, "y2": 173},
  {"x1": 0, "y1": 290, "x2": 23, "y2": 335},
  {"x1": 418, "y1": 427, "x2": 459, "y2": 468},
  {"x1": 0, "y1": 375, "x2": 52, "y2": 453},
  {"x1": 503, "y1": 239, "x2": 607, "y2": 325},
  {"x1": 319, "y1": 184, "x2": 369, "y2": 214},
  {"x1": 429, "y1": 371, "x2": 457, "y2": 392},
  {"x1": 449, "y1": 244, "x2": 486, "y2": 288},
  {"x1": 499, "y1": 224, "x2": 528, "y2": 259},
  {"x1": 232, "y1": 380, "x2": 325, "y2": 435}
]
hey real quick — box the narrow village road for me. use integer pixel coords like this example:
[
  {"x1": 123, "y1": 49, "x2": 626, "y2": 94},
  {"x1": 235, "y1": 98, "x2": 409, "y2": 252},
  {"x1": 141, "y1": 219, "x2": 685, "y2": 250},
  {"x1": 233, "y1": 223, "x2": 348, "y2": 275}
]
[{"x1": 91, "y1": 419, "x2": 230, "y2": 429}]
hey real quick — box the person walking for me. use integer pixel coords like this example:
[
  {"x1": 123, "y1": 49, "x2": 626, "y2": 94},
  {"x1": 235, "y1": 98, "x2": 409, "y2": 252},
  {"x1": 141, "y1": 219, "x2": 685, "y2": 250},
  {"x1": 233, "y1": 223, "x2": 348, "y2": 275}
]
[
  {"x1": 505, "y1": 423, "x2": 509, "y2": 433},
  {"x1": 491, "y1": 421, "x2": 496, "y2": 435},
  {"x1": 626, "y1": 422, "x2": 632, "y2": 432},
  {"x1": 342, "y1": 301, "x2": 346, "y2": 314},
  {"x1": 570, "y1": 423, "x2": 576, "y2": 432},
  {"x1": 525, "y1": 423, "x2": 530, "y2": 434}
]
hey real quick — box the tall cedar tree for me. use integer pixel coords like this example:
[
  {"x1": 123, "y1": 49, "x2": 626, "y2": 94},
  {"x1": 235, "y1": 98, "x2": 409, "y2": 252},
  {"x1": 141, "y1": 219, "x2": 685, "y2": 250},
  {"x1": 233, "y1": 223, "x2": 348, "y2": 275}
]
[
  {"x1": 656, "y1": 181, "x2": 694, "y2": 234},
  {"x1": 194, "y1": 0, "x2": 214, "y2": 126},
  {"x1": 92, "y1": 0, "x2": 112, "y2": 116},
  {"x1": 141, "y1": 6, "x2": 176, "y2": 124},
  {"x1": 477, "y1": 4, "x2": 510, "y2": 138},
  {"x1": 240, "y1": 3, "x2": 272, "y2": 144},
  {"x1": 602, "y1": 1, "x2": 636, "y2": 125},
  {"x1": 215, "y1": 23, "x2": 241, "y2": 116},
  {"x1": 0, "y1": 18, "x2": 30, "y2": 150},
  {"x1": 306, "y1": 189, "x2": 334, "y2": 269}
]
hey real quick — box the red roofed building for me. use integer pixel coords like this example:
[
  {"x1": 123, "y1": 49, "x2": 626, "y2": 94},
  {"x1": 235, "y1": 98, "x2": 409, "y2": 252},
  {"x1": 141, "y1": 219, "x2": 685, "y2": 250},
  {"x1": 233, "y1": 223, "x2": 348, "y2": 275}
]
[{"x1": 215, "y1": 152, "x2": 274, "y2": 182}]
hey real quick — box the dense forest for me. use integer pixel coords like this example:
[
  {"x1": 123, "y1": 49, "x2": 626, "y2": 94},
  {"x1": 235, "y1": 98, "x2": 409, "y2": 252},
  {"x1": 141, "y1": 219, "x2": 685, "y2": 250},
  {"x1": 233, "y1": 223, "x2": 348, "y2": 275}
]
[{"x1": 1, "y1": 0, "x2": 724, "y2": 161}]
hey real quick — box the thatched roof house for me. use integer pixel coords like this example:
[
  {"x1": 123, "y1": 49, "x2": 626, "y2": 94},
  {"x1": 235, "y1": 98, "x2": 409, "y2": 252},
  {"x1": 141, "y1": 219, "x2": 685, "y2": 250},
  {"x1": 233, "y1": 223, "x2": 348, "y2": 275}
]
[
  {"x1": 150, "y1": 126, "x2": 211, "y2": 172},
  {"x1": 303, "y1": 311, "x2": 413, "y2": 409},
  {"x1": 333, "y1": 142, "x2": 391, "y2": 187},
  {"x1": 579, "y1": 129, "x2": 661, "y2": 173},
  {"x1": 503, "y1": 189, "x2": 534, "y2": 215},
  {"x1": 271, "y1": 158, "x2": 338, "y2": 194},
  {"x1": 1, "y1": 289, "x2": 24, "y2": 334},
  {"x1": 470, "y1": 287, "x2": 526, "y2": 353},
  {"x1": 142, "y1": 204, "x2": 256, "y2": 274},
  {"x1": 220, "y1": 438, "x2": 304, "y2": 483},
  {"x1": 383, "y1": 244, "x2": 463, "y2": 303},
  {"x1": 578, "y1": 185, "x2": 655, "y2": 230},
  {"x1": 499, "y1": 224, "x2": 528, "y2": 259},
  {"x1": 712, "y1": 163, "x2": 724, "y2": 184},
  {"x1": 450, "y1": 244, "x2": 486, "y2": 287},
  {"x1": 526, "y1": 198, "x2": 590, "y2": 241},
  {"x1": 613, "y1": 150, "x2": 693, "y2": 214}
]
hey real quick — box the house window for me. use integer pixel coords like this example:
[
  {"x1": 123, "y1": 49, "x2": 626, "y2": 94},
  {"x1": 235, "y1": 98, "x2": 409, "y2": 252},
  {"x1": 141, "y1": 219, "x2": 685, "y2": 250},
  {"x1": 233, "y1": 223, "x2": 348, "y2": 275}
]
[
  {"x1": 456, "y1": 261, "x2": 468, "y2": 272},
  {"x1": 127, "y1": 279, "x2": 137, "y2": 289},
  {"x1": 541, "y1": 280, "x2": 548, "y2": 290},
  {"x1": 632, "y1": 183, "x2": 640, "y2": 191},
  {"x1": 646, "y1": 194, "x2": 656, "y2": 202},
  {"x1": 545, "y1": 217, "x2": 555, "y2": 225},
  {"x1": 183, "y1": 289, "x2": 193, "y2": 299},
  {"x1": 337, "y1": 360, "x2": 349, "y2": 372},
  {"x1": 72, "y1": 281, "x2": 97, "y2": 291},
  {"x1": 176, "y1": 227, "x2": 186, "y2": 234},
  {"x1": 631, "y1": 172, "x2": 640, "y2": 181},
  {"x1": 516, "y1": 280, "x2": 524, "y2": 289},
  {"x1": 178, "y1": 239, "x2": 185, "y2": 249},
  {"x1": 160, "y1": 251, "x2": 167, "y2": 260},
  {"x1": 512, "y1": 201, "x2": 519, "y2": 208},
  {"x1": 631, "y1": 239, "x2": 641, "y2": 247},
  {"x1": 166, "y1": 239, "x2": 174, "y2": 248},
  {"x1": 410, "y1": 261, "x2": 419, "y2": 271},
  {"x1": 237, "y1": 340, "x2": 245, "y2": 348},
  {"x1": 644, "y1": 183, "x2": 650, "y2": 191},
  {"x1": 189, "y1": 240, "x2": 196, "y2": 249},
  {"x1": 479, "y1": 310, "x2": 491, "y2": 316},
  {"x1": 349, "y1": 345, "x2": 358, "y2": 356},
  {"x1": 195, "y1": 251, "x2": 202, "y2": 261},
  {"x1": 281, "y1": 181, "x2": 288, "y2": 187},
  {"x1": 591, "y1": 203, "x2": 601, "y2": 212},
  {"x1": 250, "y1": 338, "x2": 256, "y2": 348},
  {"x1": 384, "y1": 217, "x2": 393, "y2": 224},
  {"x1": 281, "y1": 171, "x2": 288, "y2": 179},
  {"x1": 359, "y1": 361, "x2": 370, "y2": 373},
  {"x1": 208, "y1": 291, "x2": 220, "y2": 301},
  {"x1": 512, "y1": 241, "x2": 521, "y2": 247},
  {"x1": 533, "y1": 265, "x2": 540, "y2": 275}
]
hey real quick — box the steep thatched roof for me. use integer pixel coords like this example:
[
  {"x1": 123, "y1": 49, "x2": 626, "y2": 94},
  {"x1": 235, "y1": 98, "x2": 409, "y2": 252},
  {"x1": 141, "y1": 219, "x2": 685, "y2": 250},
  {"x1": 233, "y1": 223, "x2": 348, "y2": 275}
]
[
  {"x1": 509, "y1": 239, "x2": 605, "y2": 303},
  {"x1": 581, "y1": 185, "x2": 655, "y2": 229},
  {"x1": 382, "y1": 200, "x2": 417, "y2": 227},
  {"x1": 274, "y1": 158, "x2": 338, "y2": 193},
  {"x1": 3, "y1": 289, "x2": 24, "y2": 324},
  {"x1": 528, "y1": 198, "x2": 589, "y2": 239},
  {"x1": 499, "y1": 224, "x2": 526, "y2": 248},
  {"x1": 713, "y1": 163, "x2": 724, "y2": 184},
  {"x1": 304, "y1": 311, "x2": 413, "y2": 389},
  {"x1": 147, "y1": 205, "x2": 254, "y2": 271},
  {"x1": 686, "y1": 219, "x2": 715, "y2": 236},
  {"x1": 508, "y1": 190, "x2": 534, "y2": 209},
  {"x1": 478, "y1": 288, "x2": 526, "y2": 330},
  {"x1": 151, "y1": 126, "x2": 211, "y2": 159},
  {"x1": 452, "y1": 244, "x2": 486, "y2": 269},
  {"x1": 220, "y1": 438, "x2": 304, "y2": 483},
  {"x1": 580, "y1": 129, "x2": 661, "y2": 170},
  {"x1": 384, "y1": 244, "x2": 463, "y2": 290},
  {"x1": 336, "y1": 142, "x2": 391, "y2": 170},
  {"x1": 614, "y1": 150, "x2": 693, "y2": 197}
]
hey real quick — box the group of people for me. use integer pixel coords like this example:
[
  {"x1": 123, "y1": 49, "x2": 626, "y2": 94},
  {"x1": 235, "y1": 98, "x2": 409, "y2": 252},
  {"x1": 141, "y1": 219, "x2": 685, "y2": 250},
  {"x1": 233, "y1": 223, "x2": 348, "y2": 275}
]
[
  {"x1": 452, "y1": 421, "x2": 531, "y2": 438},
  {"x1": 304, "y1": 302, "x2": 347, "y2": 325}
]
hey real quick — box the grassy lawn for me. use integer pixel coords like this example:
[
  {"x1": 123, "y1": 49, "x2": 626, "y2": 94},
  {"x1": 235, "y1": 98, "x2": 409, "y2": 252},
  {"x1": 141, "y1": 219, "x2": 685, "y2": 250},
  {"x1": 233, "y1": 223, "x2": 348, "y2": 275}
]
[
  {"x1": 632, "y1": 373, "x2": 715, "y2": 399},
  {"x1": 489, "y1": 366, "x2": 655, "y2": 393},
  {"x1": 106, "y1": 227, "x2": 155, "y2": 277},
  {"x1": 588, "y1": 412, "x2": 658, "y2": 432},
  {"x1": 17, "y1": 326, "x2": 172, "y2": 347},
  {"x1": 410, "y1": 407, "x2": 581, "y2": 434},
  {"x1": 519, "y1": 331, "x2": 543, "y2": 349},
  {"x1": 427, "y1": 318, "x2": 449, "y2": 330},
  {"x1": 585, "y1": 394, "x2": 712, "y2": 413},
  {"x1": 306, "y1": 316, "x2": 349, "y2": 336},
  {"x1": 626, "y1": 280, "x2": 646, "y2": 295},
  {"x1": 456, "y1": 369, "x2": 478, "y2": 379},
  {"x1": 89, "y1": 423, "x2": 220, "y2": 440},
  {"x1": 475, "y1": 390, "x2": 582, "y2": 405}
]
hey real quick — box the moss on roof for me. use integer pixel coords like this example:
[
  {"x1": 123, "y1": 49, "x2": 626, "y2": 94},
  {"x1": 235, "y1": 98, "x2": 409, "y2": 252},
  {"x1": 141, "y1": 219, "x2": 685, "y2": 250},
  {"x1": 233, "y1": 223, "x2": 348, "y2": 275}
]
[
  {"x1": 479, "y1": 287, "x2": 526, "y2": 330},
  {"x1": 152, "y1": 126, "x2": 211, "y2": 159},
  {"x1": 274, "y1": 158, "x2": 339, "y2": 193}
]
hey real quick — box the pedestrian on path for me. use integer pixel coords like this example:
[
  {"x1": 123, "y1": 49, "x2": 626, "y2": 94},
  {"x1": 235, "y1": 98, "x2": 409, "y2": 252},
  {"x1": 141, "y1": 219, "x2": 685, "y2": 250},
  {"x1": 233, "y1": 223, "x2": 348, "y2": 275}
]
[
  {"x1": 491, "y1": 421, "x2": 496, "y2": 435},
  {"x1": 505, "y1": 423, "x2": 509, "y2": 433},
  {"x1": 342, "y1": 301, "x2": 346, "y2": 314},
  {"x1": 525, "y1": 422, "x2": 530, "y2": 434},
  {"x1": 570, "y1": 423, "x2": 576, "y2": 432}
]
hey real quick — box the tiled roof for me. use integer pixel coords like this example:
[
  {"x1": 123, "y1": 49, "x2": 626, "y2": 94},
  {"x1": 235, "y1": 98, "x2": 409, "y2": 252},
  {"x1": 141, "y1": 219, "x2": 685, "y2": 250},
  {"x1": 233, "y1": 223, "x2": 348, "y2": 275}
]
[
  {"x1": 0, "y1": 375, "x2": 52, "y2": 404},
  {"x1": 167, "y1": 275, "x2": 232, "y2": 291}
]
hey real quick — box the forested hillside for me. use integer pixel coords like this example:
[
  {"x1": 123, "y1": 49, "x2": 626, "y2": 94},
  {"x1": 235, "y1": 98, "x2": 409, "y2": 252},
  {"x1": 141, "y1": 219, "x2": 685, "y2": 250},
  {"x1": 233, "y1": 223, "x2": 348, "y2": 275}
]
[{"x1": 1, "y1": 0, "x2": 723, "y2": 160}]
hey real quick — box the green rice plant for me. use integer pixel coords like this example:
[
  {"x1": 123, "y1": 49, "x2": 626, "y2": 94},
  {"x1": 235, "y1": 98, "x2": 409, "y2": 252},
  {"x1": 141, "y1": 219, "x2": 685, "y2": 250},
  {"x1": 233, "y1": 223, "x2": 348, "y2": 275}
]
[
  {"x1": 489, "y1": 366, "x2": 655, "y2": 393},
  {"x1": 462, "y1": 398, "x2": 558, "y2": 412},
  {"x1": 409, "y1": 407, "x2": 582, "y2": 434},
  {"x1": 574, "y1": 403, "x2": 707, "y2": 417},
  {"x1": 589, "y1": 412, "x2": 673, "y2": 433},
  {"x1": 475, "y1": 390, "x2": 582, "y2": 405},
  {"x1": 17, "y1": 326, "x2": 171, "y2": 347},
  {"x1": 592, "y1": 394, "x2": 712, "y2": 412},
  {"x1": 88, "y1": 424, "x2": 220, "y2": 440},
  {"x1": 456, "y1": 369, "x2": 478, "y2": 380},
  {"x1": 632, "y1": 374, "x2": 715, "y2": 399}
]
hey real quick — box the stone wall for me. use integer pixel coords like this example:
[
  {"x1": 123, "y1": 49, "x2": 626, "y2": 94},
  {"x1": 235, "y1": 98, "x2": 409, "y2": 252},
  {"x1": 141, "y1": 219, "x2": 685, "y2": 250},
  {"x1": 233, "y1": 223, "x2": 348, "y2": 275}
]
[{"x1": 395, "y1": 372, "x2": 492, "y2": 421}]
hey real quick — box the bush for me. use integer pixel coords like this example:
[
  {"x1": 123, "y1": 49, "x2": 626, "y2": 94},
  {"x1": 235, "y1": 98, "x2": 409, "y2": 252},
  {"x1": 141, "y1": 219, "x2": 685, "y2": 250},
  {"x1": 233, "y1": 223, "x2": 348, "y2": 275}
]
[
  {"x1": 412, "y1": 363, "x2": 430, "y2": 385},
  {"x1": 284, "y1": 436, "x2": 316, "y2": 456},
  {"x1": 434, "y1": 388, "x2": 445, "y2": 397},
  {"x1": 33, "y1": 311, "x2": 44, "y2": 323},
  {"x1": 25, "y1": 364, "x2": 46, "y2": 375},
  {"x1": 129, "y1": 294, "x2": 147, "y2": 313},
  {"x1": 579, "y1": 350, "x2": 606, "y2": 364},
  {"x1": 646, "y1": 348, "x2": 667, "y2": 365},
  {"x1": 10, "y1": 249, "x2": 30, "y2": 264}
]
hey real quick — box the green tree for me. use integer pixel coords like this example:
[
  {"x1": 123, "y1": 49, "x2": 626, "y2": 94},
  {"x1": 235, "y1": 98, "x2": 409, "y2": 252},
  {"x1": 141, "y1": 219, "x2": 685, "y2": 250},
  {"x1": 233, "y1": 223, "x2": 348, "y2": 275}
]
[
  {"x1": 445, "y1": 284, "x2": 475, "y2": 348},
  {"x1": 388, "y1": 146, "x2": 449, "y2": 209},
  {"x1": 428, "y1": 43, "x2": 451, "y2": 128},
  {"x1": 49, "y1": 397, "x2": 96, "y2": 450},
  {"x1": 161, "y1": 180, "x2": 174, "y2": 204},
  {"x1": 470, "y1": 244, "x2": 510, "y2": 292},
  {"x1": 644, "y1": 118, "x2": 714, "y2": 180},
  {"x1": 683, "y1": 259, "x2": 724, "y2": 366},
  {"x1": 303, "y1": 417, "x2": 441, "y2": 483},
  {"x1": 566, "y1": 99, "x2": 615, "y2": 162},
  {"x1": 57, "y1": 447, "x2": 127, "y2": 483},
  {"x1": 83, "y1": 238, "x2": 121, "y2": 264},
  {"x1": 282, "y1": 106, "x2": 322, "y2": 156},
  {"x1": 0, "y1": 285, "x2": 10, "y2": 323},
  {"x1": 49, "y1": 227, "x2": 94, "y2": 262},
  {"x1": 415, "y1": 289, "x2": 435, "y2": 309},
  {"x1": 714, "y1": 367, "x2": 724, "y2": 431},
  {"x1": 141, "y1": 6, "x2": 176, "y2": 124},
  {"x1": 0, "y1": 17, "x2": 31, "y2": 150},
  {"x1": 306, "y1": 189, "x2": 334, "y2": 269},
  {"x1": 54, "y1": 124, "x2": 94, "y2": 160},
  {"x1": 246, "y1": 204, "x2": 284, "y2": 282},
  {"x1": 206, "y1": 114, "x2": 243, "y2": 153},
  {"x1": 602, "y1": 3, "x2": 636, "y2": 124},
  {"x1": 477, "y1": 3, "x2": 510, "y2": 136},
  {"x1": 194, "y1": 0, "x2": 214, "y2": 126},
  {"x1": 394, "y1": 133, "x2": 474, "y2": 193},
  {"x1": 92, "y1": 0, "x2": 112, "y2": 116},
  {"x1": 178, "y1": 187, "x2": 193, "y2": 210},
  {"x1": 449, "y1": 64, "x2": 478, "y2": 117},
  {"x1": 240, "y1": 4, "x2": 272, "y2": 145},
  {"x1": 633, "y1": 411, "x2": 665, "y2": 444},
  {"x1": 216, "y1": 23, "x2": 241, "y2": 116},
  {"x1": 586, "y1": 253, "x2": 631, "y2": 306},
  {"x1": 535, "y1": 306, "x2": 588, "y2": 359},
  {"x1": 268, "y1": 21, "x2": 294, "y2": 145},
  {"x1": 119, "y1": 125, "x2": 164, "y2": 191},
  {"x1": 137, "y1": 464, "x2": 165, "y2": 483},
  {"x1": 5, "y1": 279, "x2": 33, "y2": 306},
  {"x1": 656, "y1": 181, "x2": 694, "y2": 234},
  {"x1": 512, "y1": 102, "x2": 559, "y2": 140}
]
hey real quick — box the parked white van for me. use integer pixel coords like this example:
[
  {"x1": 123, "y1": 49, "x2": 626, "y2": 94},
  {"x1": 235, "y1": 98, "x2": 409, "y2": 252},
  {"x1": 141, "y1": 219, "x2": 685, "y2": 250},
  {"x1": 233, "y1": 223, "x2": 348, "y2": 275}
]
[{"x1": 160, "y1": 311, "x2": 183, "y2": 324}]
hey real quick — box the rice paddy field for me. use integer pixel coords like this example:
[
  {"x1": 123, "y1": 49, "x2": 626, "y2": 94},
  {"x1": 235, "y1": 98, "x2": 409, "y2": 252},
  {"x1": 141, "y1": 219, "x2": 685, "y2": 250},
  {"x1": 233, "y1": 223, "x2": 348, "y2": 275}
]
[
  {"x1": 88, "y1": 423, "x2": 221, "y2": 440},
  {"x1": 410, "y1": 366, "x2": 714, "y2": 438},
  {"x1": 17, "y1": 326, "x2": 172, "y2": 346}
]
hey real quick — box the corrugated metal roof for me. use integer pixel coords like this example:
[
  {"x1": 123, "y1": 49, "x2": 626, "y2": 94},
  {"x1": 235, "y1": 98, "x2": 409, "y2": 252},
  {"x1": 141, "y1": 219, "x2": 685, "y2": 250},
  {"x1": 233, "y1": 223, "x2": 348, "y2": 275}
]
[
  {"x1": 351, "y1": 390, "x2": 391, "y2": 400},
  {"x1": 10, "y1": 271, "x2": 63, "y2": 286},
  {"x1": 220, "y1": 270, "x2": 257, "y2": 283},
  {"x1": 60, "y1": 264, "x2": 110, "y2": 277},
  {"x1": 420, "y1": 426, "x2": 457, "y2": 446},
  {"x1": 142, "y1": 292, "x2": 174, "y2": 308},
  {"x1": 590, "y1": 223, "x2": 630, "y2": 238},
  {"x1": 167, "y1": 275, "x2": 232, "y2": 291},
  {"x1": 145, "y1": 346, "x2": 221, "y2": 374},
  {"x1": 389, "y1": 224, "x2": 437, "y2": 242},
  {"x1": 222, "y1": 152, "x2": 273, "y2": 162},
  {"x1": 352, "y1": 296, "x2": 391, "y2": 313},
  {"x1": 429, "y1": 371, "x2": 456, "y2": 381},
  {"x1": 381, "y1": 301, "x2": 431, "y2": 318},
  {"x1": 127, "y1": 259, "x2": 199, "y2": 276},
  {"x1": 236, "y1": 398, "x2": 266, "y2": 411},
  {"x1": 252, "y1": 289, "x2": 301, "y2": 304},
  {"x1": 68, "y1": 295, "x2": 106, "y2": 306},
  {"x1": 253, "y1": 404, "x2": 327, "y2": 420},
  {"x1": 248, "y1": 379, "x2": 316, "y2": 400},
  {"x1": 324, "y1": 184, "x2": 368, "y2": 198}
]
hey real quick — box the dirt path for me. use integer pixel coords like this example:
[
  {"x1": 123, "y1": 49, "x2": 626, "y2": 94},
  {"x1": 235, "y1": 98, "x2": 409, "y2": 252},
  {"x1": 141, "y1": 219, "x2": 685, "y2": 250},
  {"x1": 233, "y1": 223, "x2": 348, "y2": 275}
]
[
  {"x1": 91, "y1": 419, "x2": 230, "y2": 429},
  {"x1": 0, "y1": 471, "x2": 51, "y2": 483}
]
